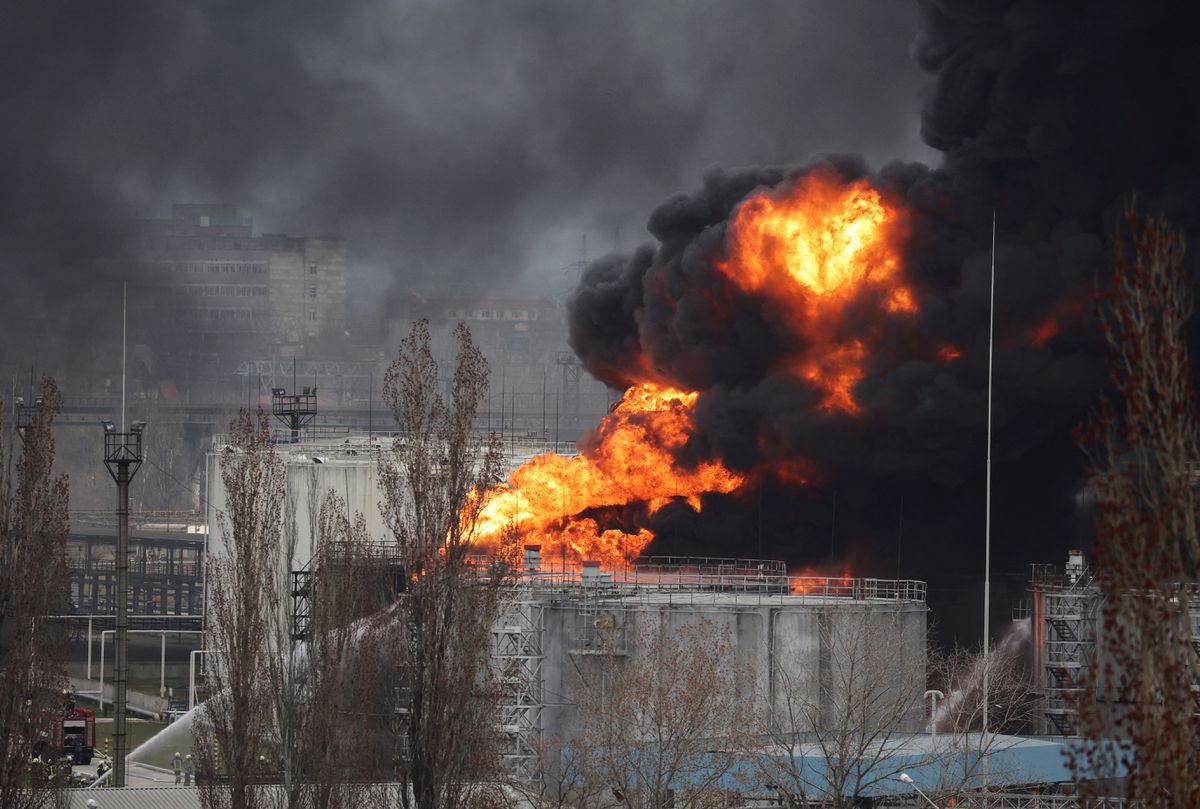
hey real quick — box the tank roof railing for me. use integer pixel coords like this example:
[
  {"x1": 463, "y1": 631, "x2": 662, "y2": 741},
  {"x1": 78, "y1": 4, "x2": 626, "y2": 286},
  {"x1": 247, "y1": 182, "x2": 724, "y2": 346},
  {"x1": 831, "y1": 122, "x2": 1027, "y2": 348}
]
[{"x1": 510, "y1": 564, "x2": 926, "y2": 605}]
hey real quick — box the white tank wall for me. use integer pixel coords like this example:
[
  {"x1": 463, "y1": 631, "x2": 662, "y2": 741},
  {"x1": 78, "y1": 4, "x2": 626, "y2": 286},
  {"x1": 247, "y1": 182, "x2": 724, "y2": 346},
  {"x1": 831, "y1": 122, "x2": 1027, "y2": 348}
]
[
  {"x1": 205, "y1": 451, "x2": 390, "y2": 571},
  {"x1": 205, "y1": 441, "x2": 546, "y2": 569},
  {"x1": 536, "y1": 595, "x2": 927, "y2": 744}
]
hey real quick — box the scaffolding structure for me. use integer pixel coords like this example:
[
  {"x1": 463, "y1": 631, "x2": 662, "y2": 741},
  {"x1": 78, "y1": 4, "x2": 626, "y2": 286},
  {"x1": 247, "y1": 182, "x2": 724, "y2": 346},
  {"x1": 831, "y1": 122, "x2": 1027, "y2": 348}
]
[
  {"x1": 1032, "y1": 554, "x2": 1200, "y2": 736},
  {"x1": 492, "y1": 583, "x2": 545, "y2": 784},
  {"x1": 1032, "y1": 561, "x2": 1099, "y2": 737}
]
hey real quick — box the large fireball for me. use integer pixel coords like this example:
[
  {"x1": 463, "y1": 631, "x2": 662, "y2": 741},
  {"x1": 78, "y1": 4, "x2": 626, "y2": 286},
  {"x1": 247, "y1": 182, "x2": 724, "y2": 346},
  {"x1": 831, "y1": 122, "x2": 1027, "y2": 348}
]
[
  {"x1": 719, "y1": 173, "x2": 912, "y2": 413},
  {"x1": 470, "y1": 172, "x2": 916, "y2": 567}
]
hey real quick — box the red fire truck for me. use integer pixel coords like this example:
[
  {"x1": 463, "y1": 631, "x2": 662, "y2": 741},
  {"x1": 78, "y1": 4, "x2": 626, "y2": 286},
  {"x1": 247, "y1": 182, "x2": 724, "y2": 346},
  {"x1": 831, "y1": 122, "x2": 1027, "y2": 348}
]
[{"x1": 57, "y1": 706, "x2": 96, "y2": 764}]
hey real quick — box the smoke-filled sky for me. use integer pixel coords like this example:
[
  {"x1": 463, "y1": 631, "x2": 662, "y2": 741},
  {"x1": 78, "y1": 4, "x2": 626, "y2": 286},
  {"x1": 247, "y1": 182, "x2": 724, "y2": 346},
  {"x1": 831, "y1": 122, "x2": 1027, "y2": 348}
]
[
  {"x1": 7, "y1": 0, "x2": 1199, "y2": 641},
  {"x1": 1, "y1": 0, "x2": 931, "y2": 317}
]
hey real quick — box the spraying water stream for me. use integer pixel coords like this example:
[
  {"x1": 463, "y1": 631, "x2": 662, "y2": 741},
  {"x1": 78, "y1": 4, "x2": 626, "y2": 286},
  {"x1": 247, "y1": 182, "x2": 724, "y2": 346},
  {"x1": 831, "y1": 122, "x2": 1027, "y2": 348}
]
[{"x1": 933, "y1": 618, "x2": 1031, "y2": 733}]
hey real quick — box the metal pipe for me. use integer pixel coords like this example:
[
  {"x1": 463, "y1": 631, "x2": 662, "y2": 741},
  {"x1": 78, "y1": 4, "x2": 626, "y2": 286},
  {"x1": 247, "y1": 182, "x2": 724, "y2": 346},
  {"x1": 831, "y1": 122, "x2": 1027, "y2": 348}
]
[
  {"x1": 87, "y1": 618, "x2": 93, "y2": 680},
  {"x1": 97, "y1": 629, "x2": 114, "y2": 711},
  {"x1": 188, "y1": 650, "x2": 207, "y2": 713}
]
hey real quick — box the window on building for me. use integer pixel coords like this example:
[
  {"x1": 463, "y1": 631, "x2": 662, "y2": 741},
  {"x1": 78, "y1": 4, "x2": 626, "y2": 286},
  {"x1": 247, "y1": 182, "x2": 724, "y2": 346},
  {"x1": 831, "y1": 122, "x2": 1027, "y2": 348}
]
[
  {"x1": 309, "y1": 286, "x2": 317, "y2": 300},
  {"x1": 308, "y1": 263, "x2": 318, "y2": 275},
  {"x1": 308, "y1": 310, "x2": 317, "y2": 321}
]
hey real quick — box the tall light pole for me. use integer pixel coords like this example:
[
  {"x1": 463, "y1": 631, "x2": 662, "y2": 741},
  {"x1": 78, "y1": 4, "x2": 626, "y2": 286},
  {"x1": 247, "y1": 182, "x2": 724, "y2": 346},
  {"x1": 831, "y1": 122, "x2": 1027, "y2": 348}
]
[
  {"x1": 103, "y1": 419, "x2": 145, "y2": 787},
  {"x1": 982, "y1": 211, "x2": 997, "y2": 791}
]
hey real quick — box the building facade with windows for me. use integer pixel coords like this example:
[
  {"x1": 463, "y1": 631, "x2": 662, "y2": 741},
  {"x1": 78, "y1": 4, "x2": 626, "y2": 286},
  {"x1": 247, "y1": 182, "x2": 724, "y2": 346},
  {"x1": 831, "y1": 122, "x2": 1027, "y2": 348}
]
[{"x1": 127, "y1": 204, "x2": 346, "y2": 345}]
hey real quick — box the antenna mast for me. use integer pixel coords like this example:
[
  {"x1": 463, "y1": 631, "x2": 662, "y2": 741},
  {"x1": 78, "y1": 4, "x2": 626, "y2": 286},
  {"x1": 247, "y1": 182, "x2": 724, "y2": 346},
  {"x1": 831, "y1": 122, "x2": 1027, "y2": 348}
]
[{"x1": 982, "y1": 210, "x2": 997, "y2": 786}]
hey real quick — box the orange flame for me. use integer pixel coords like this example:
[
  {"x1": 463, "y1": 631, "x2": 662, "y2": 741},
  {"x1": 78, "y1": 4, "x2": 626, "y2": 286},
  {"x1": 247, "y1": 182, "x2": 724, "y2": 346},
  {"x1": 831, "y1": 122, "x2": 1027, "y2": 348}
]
[
  {"x1": 1025, "y1": 296, "x2": 1087, "y2": 348},
  {"x1": 719, "y1": 173, "x2": 911, "y2": 412},
  {"x1": 474, "y1": 383, "x2": 742, "y2": 567},
  {"x1": 936, "y1": 343, "x2": 962, "y2": 361},
  {"x1": 470, "y1": 173, "x2": 914, "y2": 567}
]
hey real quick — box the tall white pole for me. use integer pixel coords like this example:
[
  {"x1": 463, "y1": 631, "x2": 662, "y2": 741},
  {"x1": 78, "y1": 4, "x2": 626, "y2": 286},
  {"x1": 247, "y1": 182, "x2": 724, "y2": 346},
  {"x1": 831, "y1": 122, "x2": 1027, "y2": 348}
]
[
  {"x1": 982, "y1": 211, "x2": 996, "y2": 789},
  {"x1": 121, "y1": 282, "x2": 127, "y2": 432}
]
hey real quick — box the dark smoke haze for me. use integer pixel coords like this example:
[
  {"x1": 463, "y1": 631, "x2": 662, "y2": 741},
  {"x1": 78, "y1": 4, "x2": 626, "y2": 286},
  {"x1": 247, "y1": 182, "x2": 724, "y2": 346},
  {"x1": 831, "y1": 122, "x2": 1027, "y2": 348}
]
[
  {"x1": 5, "y1": 1, "x2": 1197, "y2": 642},
  {"x1": 1, "y1": 0, "x2": 927, "y2": 359}
]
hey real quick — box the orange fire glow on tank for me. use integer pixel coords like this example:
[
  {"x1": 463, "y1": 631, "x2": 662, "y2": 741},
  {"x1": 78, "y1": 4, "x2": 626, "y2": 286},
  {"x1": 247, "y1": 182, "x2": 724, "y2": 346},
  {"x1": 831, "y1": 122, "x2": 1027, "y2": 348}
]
[
  {"x1": 789, "y1": 564, "x2": 854, "y2": 595},
  {"x1": 473, "y1": 383, "x2": 742, "y2": 567},
  {"x1": 718, "y1": 173, "x2": 912, "y2": 412}
]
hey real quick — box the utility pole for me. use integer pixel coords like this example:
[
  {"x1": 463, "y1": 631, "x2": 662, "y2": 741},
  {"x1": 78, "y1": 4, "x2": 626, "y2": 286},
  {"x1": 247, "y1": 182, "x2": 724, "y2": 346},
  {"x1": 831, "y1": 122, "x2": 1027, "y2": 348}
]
[{"x1": 102, "y1": 419, "x2": 145, "y2": 787}]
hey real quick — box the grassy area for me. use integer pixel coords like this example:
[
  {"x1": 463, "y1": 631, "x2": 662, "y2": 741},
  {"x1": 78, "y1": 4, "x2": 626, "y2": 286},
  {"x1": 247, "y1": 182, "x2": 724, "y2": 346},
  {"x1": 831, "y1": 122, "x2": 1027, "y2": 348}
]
[{"x1": 89, "y1": 717, "x2": 166, "y2": 762}]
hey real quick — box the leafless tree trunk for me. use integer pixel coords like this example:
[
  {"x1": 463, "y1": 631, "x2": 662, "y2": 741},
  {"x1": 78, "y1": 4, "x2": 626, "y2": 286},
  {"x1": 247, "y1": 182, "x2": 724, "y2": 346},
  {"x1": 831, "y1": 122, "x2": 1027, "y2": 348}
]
[
  {"x1": 572, "y1": 617, "x2": 752, "y2": 809},
  {"x1": 198, "y1": 409, "x2": 287, "y2": 809},
  {"x1": 0, "y1": 377, "x2": 70, "y2": 809},
  {"x1": 263, "y1": 467, "x2": 309, "y2": 809},
  {"x1": 297, "y1": 491, "x2": 395, "y2": 809},
  {"x1": 1072, "y1": 207, "x2": 1200, "y2": 805},
  {"x1": 378, "y1": 319, "x2": 510, "y2": 809}
]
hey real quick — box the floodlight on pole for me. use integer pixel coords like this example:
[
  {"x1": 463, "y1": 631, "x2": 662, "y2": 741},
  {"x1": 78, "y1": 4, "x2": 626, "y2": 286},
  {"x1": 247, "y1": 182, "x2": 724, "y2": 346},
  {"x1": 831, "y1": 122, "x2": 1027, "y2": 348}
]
[
  {"x1": 898, "y1": 773, "x2": 941, "y2": 809},
  {"x1": 102, "y1": 423, "x2": 145, "y2": 788},
  {"x1": 15, "y1": 394, "x2": 42, "y2": 441}
]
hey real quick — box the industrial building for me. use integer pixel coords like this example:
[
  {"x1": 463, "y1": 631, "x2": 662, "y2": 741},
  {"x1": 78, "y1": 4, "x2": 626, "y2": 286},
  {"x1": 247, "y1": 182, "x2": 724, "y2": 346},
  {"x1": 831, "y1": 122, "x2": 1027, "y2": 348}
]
[
  {"x1": 1028, "y1": 550, "x2": 1200, "y2": 736},
  {"x1": 126, "y1": 203, "x2": 347, "y2": 345},
  {"x1": 201, "y1": 424, "x2": 929, "y2": 789}
]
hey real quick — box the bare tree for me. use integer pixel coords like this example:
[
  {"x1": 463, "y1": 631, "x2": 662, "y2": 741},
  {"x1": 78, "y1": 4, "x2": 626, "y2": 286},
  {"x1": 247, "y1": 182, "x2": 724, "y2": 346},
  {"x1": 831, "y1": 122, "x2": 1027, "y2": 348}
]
[
  {"x1": 509, "y1": 731, "x2": 601, "y2": 809},
  {"x1": 295, "y1": 491, "x2": 395, "y2": 809},
  {"x1": 378, "y1": 319, "x2": 510, "y2": 809},
  {"x1": 571, "y1": 616, "x2": 753, "y2": 809},
  {"x1": 922, "y1": 628, "x2": 1041, "y2": 800},
  {"x1": 754, "y1": 606, "x2": 925, "y2": 809},
  {"x1": 0, "y1": 377, "x2": 70, "y2": 809},
  {"x1": 1072, "y1": 207, "x2": 1200, "y2": 805},
  {"x1": 198, "y1": 409, "x2": 287, "y2": 809}
]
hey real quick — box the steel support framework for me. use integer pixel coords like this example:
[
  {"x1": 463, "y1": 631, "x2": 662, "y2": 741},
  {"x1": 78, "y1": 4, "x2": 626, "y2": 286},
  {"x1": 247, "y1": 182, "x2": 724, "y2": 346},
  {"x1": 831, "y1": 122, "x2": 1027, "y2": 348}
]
[
  {"x1": 492, "y1": 589, "x2": 545, "y2": 784},
  {"x1": 1040, "y1": 582, "x2": 1097, "y2": 737}
]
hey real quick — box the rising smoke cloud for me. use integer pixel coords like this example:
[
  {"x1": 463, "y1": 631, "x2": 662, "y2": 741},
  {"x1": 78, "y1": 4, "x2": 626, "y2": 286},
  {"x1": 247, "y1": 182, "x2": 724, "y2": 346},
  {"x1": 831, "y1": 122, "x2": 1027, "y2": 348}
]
[{"x1": 566, "y1": 0, "x2": 1200, "y2": 639}]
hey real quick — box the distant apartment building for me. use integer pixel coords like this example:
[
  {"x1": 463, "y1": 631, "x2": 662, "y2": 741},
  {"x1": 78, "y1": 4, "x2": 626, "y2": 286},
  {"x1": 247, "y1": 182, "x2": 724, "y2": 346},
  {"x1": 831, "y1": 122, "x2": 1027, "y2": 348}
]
[{"x1": 127, "y1": 203, "x2": 346, "y2": 344}]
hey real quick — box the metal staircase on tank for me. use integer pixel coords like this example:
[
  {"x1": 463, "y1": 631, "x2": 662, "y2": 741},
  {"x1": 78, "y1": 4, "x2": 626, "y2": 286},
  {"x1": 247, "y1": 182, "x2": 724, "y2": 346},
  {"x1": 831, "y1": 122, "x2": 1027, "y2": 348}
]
[
  {"x1": 1039, "y1": 565, "x2": 1097, "y2": 737},
  {"x1": 492, "y1": 584, "x2": 545, "y2": 785}
]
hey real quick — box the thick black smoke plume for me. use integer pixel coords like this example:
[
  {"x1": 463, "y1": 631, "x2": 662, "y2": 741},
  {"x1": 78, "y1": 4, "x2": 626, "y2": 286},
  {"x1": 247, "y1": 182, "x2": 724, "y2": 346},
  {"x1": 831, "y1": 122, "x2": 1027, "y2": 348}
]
[{"x1": 568, "y1": 0, "x2": 1200, "y2": 642}]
